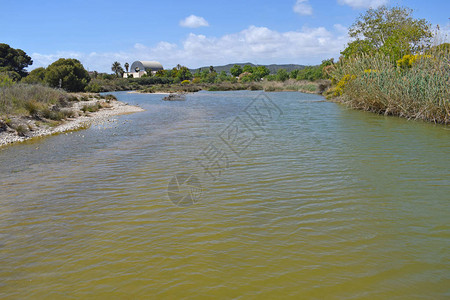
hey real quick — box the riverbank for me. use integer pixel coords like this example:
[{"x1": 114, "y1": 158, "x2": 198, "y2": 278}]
[
  {"x1": 0, "y1": 98, "x2": 144, "y2": 147},
  {"x1": 136, "y1": 80, "x2": 330, "y2": 95}
]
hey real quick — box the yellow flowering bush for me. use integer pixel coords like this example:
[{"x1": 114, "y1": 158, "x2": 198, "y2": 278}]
[
  {"x1": 396, "y1": 54, "x2": 432, "y2": 68},
  {"x1": 333, "y1": 74, "x2": 356, "y2": 96}
]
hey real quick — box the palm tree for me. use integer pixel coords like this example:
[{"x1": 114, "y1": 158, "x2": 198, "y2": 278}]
[
  {"x1": 111, "y1": 61, "x2": 123, "y2": 78},
  {"x1": 124, "y1": 62, "x2": 129, "y2": 73}
]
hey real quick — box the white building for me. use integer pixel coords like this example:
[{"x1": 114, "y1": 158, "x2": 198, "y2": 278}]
[{"x1": 124, "y1": 61, "x2": 163, "y2": 78}]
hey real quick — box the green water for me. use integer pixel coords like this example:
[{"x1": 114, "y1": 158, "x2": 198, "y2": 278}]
[{"x1": 0, "y1": 91, "x2": 449, "y2": 299}]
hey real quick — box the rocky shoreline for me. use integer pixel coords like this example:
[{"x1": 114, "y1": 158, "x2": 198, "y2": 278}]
[{"x1": 0, "y1": 99, "x2": 144, "y2": 147}]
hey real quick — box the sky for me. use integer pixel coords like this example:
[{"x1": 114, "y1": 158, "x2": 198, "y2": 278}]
[{"x1": 1, "y1": 0, "x2": 449, "y2": 72}]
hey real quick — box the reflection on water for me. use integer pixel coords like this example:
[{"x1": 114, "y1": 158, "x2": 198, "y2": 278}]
[{"x1": 0, "y1": 91, "x2": 449, "y2": 298}]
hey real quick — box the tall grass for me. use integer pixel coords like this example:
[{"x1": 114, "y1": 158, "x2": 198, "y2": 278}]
[
  {"x1": 330, "y1": 48, "x2": 450, "y2": 124},
  {"x1": 0, "y1": 83, "x2": 73, "y2": 117}
]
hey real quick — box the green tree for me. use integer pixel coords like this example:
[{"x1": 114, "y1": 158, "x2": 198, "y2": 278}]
[
  {"x1": 230, "y1": 64, "x2": 243, "y2": 77},
  {"x1": 254, "y1": 66, "x2": 270, "y2": 78},
  {"x1": 155, "y1": 70, "x2": 166, "y2": 77},
  {"x1": 111, "y1": 61, "x2": 124, "y2": 77},
  {"x1": 217, "y1": 71, "x2": 229, "y2": 82},
  {"x1": 290, "y1": 69, "x2": 300, "y2": 79},
  {"x1": 124, "y1": 62, "x2": 129, "y2": 73},
  {"x1": 243, "y1": 65, "x2": 254, "y2": 73},
  {"x1": 45, "y1": 58, "x2": 90, "y2": 92},
  {"x1": 276, "y1": 69, "x2": 289, "y2": 82},
  {"x1": 204, "y1": 71, "x2": 217, "y2": 83},
  {"x1": 22, "y1": 67, "x2": 46, "y2": 84},
  {"x1": 0, "y1": 43, "x2": 33, "y2": 79},
  {"x1": 177, "y1": 66, "x2": 192, "y2": 81},
  {"x1": 342, "y1": 6, "x2": 432, "y2": 60}
]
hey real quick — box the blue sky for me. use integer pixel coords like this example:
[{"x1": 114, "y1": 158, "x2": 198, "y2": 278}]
[{"x1": 1, "y1": 0, "x2": 449, "y2": 72}]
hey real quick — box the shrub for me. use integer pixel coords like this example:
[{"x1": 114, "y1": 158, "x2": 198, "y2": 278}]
[
  {"x1": 85, "y1": 82, "x2": 102, "y2": 93},
  {"x1": 81, "y1": 103, "x2": 102, "y2": 113},
  {"x1": 276, "y1": 69, "x2": 289, "y2": 82},
  {"x1": 22, "y1": 67, "x2": 46, "y2": 84},
  {"x1": 104, "y1": 94, "x2": 117, "y2": 101},
  {"x1": 15, "y1": 124, "x2": 28, "y2": 136},
  {"x1": 0, "y1": 73, "x2": 15, "y2": 87},
  {"x1": 45, "y1": 58, "x2": 90, "y2": 92},
  {"x1": 24, "y1": 100, "x2": 42, "y2": 116}
]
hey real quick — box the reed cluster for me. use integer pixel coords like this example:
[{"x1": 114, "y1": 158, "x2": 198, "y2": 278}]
[
  {"x1": 329, "y1": 48, "x2": 449, "y2": 124},
  {"x1": 0, "y1": 83, "x2": 75, "y2": 117}
]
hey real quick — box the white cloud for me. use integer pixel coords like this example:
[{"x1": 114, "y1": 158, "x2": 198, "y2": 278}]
[
  {"x1": 179, "y1": 15, "x2": 209, "y2": 28},
  {"x1": 435, "y1": 23, "x2": 450, "y2": 43},
  {"x1": 30, "y1": 25, "x2": 348, "y2": 72},
  {"x1": 337, "y1": 0, "x2": 388, "y2": 9},
  {"x1": 293, "y1": 0, "x2": 313, "y2": 16}
]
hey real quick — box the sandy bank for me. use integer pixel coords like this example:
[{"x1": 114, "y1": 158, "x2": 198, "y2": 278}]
[
  {"x1": 0, "y1": 100, "x2": 144, "y2": 147},
  {"x1": 127, "y1": 91, "x2": 171, "y2": 95}
]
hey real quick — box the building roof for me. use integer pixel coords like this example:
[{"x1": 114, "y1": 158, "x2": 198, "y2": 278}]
[{"x1": 130, "y1": 61, "x2": 163, "y2": 72}]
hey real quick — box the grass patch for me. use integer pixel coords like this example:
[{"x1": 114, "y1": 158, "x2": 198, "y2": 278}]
[{"x1": 0, "y1": 83, "x2": 69, "y2": 116}]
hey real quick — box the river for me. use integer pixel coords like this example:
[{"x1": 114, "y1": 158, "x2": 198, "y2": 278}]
[{"x1": 0, "y1": 90, "x2": 449, "y2": 298}]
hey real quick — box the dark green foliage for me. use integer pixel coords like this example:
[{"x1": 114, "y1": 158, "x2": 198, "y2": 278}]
[
  {"x1": 253, "y1": 66, "x2": 270, "y2": 78},
  {"x1": 0, "y1": 43, "x2": 33, "y2": 79},
  {"x1": 265, "y1": 74, "x2": 277, "y2": 81},
  {"x1": 84, "y1": 82, "x2": 102, "y2": 93},
  {"x1": 296, "y1": 66, "x2": 323, "y2": 81},
  {"x1": 230, "y1": 64, "x2": 243, "y2": 77},
  {"x1": 276, "y1": 69, "x2": 289, "y2": 82},
  {"x1": 290, "y1": 69, "x2": 300, "y2": 79},
  {"x1": 111, "y1": 61, "x2": 124, "y2": 78},
  {"x1": 243, "y1": 65, "x2": 253, "y2": 73},
  {"x1": 45, "y1": 58, "x2": 90, "y2": 92},
  {"x1": 174, "y1": 66, "x2": 193, "y2": 81}
]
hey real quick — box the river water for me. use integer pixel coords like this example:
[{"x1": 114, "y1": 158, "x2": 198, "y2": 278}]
[{"x1": 0, "y1": 91, "x2": 449, "y2": 298}]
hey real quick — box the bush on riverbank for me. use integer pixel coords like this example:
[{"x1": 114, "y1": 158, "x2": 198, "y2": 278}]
[{"x1": 328, "y1": 47, "x2": 450, "y2": 124}]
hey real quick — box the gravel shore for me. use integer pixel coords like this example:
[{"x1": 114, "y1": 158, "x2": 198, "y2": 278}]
[{"x1": 0, "y1": 100, "x2": 144, "y2": 147}]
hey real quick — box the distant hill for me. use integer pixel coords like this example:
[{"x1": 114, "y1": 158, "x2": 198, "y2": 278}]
[{"x1": 189, "y1": 63, "x2": 308, "y2": 74}]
